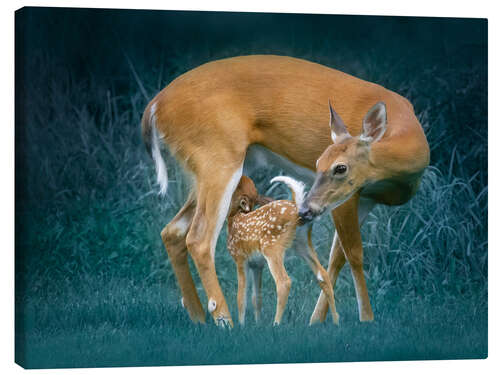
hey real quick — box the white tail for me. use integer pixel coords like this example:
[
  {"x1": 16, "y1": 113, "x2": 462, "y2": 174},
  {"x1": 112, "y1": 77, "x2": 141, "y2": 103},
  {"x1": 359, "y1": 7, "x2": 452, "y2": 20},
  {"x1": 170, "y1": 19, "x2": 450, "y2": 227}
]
[
  {"x1": 151, "y1": 125, "x2": 168, "y2": 195},
  {"x1": 144, "y1": 102, "x2": 168, "y2": 195},
  {"x1": 270, "y1": 176, "x2": 306, "y2": 209}
]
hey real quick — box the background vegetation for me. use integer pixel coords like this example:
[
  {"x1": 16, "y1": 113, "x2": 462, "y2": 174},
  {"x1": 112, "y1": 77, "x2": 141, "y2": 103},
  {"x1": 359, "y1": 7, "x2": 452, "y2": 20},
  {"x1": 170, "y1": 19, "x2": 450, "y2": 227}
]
[{"x1": 15, "y1": 8, "x2": 487, "y2": 368}]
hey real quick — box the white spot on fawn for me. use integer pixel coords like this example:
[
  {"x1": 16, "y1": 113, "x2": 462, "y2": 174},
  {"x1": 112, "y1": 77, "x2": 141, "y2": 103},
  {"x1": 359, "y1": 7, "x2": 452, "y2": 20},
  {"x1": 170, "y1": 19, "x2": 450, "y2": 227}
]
[{"x1": 208, "y1": 298, "x2": 217, "y2": 313}]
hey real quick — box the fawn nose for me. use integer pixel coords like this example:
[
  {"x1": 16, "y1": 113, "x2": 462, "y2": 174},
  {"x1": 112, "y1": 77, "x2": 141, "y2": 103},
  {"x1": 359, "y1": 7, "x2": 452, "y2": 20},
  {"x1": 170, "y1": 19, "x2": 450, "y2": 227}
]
[{"x1": 298, "y1": 207, "x2": 314, "y2": 223}]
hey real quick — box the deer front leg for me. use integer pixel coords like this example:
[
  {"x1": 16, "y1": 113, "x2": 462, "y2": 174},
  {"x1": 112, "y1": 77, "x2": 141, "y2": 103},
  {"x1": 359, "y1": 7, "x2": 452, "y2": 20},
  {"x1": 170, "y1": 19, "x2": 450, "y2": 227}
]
[
  {"x1": 310, "y1": 231, "x2": 345, "y2": 324},
  {"x1": 161, "y1": 193, "x2": 205, "y2": 323},
  {"x1": 236, "y1": 260, "x2": 247, "y2": 325},
  {"x1": 264, "y1": 252, "x2": 291, "y2": 325},
  {"x1": 313, "y1": 265, "x2": 339, "y2": 325},
  {"x1": 306, "y1": 233, "x2": 339, "y2": 325},
  {"x1": 333, "y1": 193, "x2": 374, "y2": 322},
  {"x1": 294, "y1": 226, "x2": 339, "y2": 325},
  {"x1": 310, "y1": 197, "x2": 376, "y2": 324}
]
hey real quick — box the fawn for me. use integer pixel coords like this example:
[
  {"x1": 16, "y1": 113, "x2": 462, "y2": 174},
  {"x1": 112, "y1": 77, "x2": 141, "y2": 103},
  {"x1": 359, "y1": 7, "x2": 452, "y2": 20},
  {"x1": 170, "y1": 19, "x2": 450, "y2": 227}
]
[{"x1": 226, "y1": 175, "x2": 339, "y2": 325}]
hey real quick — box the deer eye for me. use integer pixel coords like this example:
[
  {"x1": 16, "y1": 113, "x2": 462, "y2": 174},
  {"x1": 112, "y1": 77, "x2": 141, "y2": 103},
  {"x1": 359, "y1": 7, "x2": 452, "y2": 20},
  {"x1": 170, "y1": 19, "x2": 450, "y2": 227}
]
[{"x1": 333, "y1": 164, "x2": 348, "y2": 175}]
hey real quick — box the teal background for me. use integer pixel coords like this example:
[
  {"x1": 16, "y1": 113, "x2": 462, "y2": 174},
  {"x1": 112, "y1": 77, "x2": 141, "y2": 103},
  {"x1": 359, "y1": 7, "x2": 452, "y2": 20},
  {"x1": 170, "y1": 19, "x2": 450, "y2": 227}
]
[{"x1": 15, "y1": 7, "x2": 487, "y2": 368}]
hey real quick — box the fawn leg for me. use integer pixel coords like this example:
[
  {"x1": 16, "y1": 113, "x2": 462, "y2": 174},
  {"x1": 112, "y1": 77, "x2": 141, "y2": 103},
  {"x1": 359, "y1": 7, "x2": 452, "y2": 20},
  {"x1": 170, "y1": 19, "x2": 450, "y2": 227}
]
[
  {"x1": 309, "y1": 231, "x2": 344, "y2": 324},
  {"x1": 295, "y1": 226, "x2": 339, "y2": 325},
  {"x1": 308, "y1": 227, "x2": 339, "y2": 325},
  {"x1": 310, "y1": 196, "x2": 376, "y2": 323},
  {"x1": 247, "y1": 257, "x2": 264, "y2": 323},
  {"x1": 236, "y1": 260, "x2": 247, "y2": 325},
  {"x1": 264, "y1": 252, "x2": 291, "y2": 325}
]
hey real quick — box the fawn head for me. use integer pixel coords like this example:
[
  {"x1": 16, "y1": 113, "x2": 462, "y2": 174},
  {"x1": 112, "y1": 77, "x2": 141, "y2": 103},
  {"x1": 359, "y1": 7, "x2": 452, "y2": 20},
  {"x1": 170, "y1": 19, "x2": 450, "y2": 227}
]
[
  {"x1": 229, "y1": 175, "x2": 273, "y2": 217},
  {"x1": 299, "y1": 100, "x2": 388, "y2": 221}
]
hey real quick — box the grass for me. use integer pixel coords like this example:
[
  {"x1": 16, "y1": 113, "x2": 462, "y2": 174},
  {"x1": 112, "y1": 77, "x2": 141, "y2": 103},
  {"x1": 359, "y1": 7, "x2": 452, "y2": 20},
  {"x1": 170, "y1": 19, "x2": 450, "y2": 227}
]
[
  {"x1": 15, "y1": 8, "x2": 487, "y2": 369},
  {"x1": 18, "y1": 278, "x2": 486, "y2": 368}
]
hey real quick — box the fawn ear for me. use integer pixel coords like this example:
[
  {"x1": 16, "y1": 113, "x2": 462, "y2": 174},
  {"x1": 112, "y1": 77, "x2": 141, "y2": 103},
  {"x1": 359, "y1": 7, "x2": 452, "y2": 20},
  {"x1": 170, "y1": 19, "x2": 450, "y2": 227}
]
[
  {"x1": 256, "y1": 195, "x2": 273, "y2": 206},
  {"x1": 329, "y1": 99, "x2": 351, "y2": 144},
  {"x1": 361, "y1": 102, "x2": 387, "y2": 143}
]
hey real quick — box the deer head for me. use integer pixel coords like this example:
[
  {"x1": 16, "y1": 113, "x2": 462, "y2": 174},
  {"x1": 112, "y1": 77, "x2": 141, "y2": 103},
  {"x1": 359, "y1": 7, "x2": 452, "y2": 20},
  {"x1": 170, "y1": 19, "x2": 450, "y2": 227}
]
[{"x1": 299, "y1": 100, "x2": 388, "y2": 222}]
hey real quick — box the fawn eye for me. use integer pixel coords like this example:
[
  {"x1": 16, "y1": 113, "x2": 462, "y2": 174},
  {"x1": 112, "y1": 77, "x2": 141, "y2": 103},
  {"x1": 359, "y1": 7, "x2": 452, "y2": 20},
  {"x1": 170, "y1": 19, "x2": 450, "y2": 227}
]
[
  {"x1": 333, "y1": 164, "x2": 348, "y2": 175},
  {"x1": 240, "y1": 198, "x2": 249, "y2": 210}
]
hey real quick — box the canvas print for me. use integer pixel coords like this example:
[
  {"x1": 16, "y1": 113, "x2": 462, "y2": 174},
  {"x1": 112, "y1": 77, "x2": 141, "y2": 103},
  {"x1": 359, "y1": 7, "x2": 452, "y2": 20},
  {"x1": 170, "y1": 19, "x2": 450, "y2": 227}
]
[{"x1": 15, "y1": 7, "x2": 487, "y2": 368}]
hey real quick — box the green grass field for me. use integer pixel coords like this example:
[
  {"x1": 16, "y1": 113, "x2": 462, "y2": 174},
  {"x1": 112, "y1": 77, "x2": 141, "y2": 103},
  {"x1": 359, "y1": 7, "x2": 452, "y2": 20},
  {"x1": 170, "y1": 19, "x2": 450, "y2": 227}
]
[{"x1": 15, "y1": 9, "x2": 487, "y2": 368}]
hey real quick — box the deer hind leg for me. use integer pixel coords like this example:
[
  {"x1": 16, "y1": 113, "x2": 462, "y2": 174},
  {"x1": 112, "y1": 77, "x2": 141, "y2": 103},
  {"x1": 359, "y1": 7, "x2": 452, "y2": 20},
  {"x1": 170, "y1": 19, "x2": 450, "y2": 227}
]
[
  {"x1": 310, "y1": 196, "x2": 376, "y2": 324},
  {"x1": 161, "y1": 192, "x2": 205, "y2": 323},
  {"x1": 247, "y1": 257, "x2": 265, "y2": 323},
  {"x1": 236, "y1": 260, "x2": 247, "y2": 325},
  {"x1": 185, "y1": 161, "x2": 244, "y2": 327},
  {"x1": 264, "y1": 251, "x2": 291, "y2": 325}
]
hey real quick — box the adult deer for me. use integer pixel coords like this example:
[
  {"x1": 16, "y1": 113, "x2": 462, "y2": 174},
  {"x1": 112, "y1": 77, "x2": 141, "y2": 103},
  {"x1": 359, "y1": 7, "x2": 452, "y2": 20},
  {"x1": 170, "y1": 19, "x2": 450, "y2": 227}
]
[{"x1": 141, "y1": 55, "x2": 429, "y2": 326}]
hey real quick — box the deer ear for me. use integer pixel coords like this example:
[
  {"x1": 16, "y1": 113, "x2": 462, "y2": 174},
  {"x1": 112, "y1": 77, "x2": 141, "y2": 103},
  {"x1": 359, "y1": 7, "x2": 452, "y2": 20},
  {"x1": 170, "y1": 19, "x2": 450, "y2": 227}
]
[
  {"x1": 329, "y1": 100, "x2": 351, "y2": 144},
  {"x1": 361, "y1": 102, "x2": 387, "y2": 143}
]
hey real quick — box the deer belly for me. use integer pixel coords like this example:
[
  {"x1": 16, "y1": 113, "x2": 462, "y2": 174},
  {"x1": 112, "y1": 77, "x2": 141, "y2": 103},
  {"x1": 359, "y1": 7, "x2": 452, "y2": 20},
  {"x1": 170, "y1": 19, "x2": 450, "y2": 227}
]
[{"x1": 244, "y1": 144, "x2": 315, "y2": 185}]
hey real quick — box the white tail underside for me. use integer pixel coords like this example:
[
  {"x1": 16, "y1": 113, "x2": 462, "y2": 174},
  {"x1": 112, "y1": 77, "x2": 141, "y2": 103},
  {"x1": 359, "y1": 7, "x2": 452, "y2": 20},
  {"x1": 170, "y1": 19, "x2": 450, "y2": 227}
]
[
  {"x1": 150, "y1": 103, "x2": 169, "y2": 195},
  {"x1": 270, "y1": 175, "x2": 306, "y2": 209}
]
